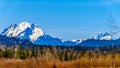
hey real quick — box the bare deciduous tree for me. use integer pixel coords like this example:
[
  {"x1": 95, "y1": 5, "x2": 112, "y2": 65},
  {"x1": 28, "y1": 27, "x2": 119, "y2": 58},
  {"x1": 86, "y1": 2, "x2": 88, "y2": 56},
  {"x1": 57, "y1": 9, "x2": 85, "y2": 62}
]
[{"x1": 108, "y1": 15, "x2": 120, "y2": 36}]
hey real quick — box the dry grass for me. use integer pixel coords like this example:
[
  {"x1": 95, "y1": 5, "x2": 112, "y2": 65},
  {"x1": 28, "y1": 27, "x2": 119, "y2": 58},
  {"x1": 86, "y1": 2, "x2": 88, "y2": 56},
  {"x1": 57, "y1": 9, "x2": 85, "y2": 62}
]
[{"x1": 0, "y1": 55, "x2": 120, "y2": 68}]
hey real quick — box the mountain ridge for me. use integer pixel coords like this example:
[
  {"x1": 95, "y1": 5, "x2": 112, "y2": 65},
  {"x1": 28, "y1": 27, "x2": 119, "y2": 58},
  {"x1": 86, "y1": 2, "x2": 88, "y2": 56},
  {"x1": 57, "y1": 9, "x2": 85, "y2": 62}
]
[{"x1": 1, "y1": 22, "x2": 118, "y2": 47}]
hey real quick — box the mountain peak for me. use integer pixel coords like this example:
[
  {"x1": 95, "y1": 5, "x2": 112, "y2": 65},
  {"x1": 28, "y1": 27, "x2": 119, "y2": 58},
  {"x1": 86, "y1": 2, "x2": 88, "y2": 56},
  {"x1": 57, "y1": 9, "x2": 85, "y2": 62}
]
[
  {"x1": 18, "y1": 22, "x2": 31, "y2": 28},
  {"x1": 31, "y1": 23, "x2": 40, "y2": 29},
  {"x1": 93, "y1": 32, "x2": 112, "y2": 40},
  {"x1": 1, "y1": 22, "x2": 44, "y2": 41},
  {"x1": 19, "y1": 21, "x2": 30, "y2": 26},
  {"x1": 9, "y1": 24, "x2": 17, "y2": 28}
]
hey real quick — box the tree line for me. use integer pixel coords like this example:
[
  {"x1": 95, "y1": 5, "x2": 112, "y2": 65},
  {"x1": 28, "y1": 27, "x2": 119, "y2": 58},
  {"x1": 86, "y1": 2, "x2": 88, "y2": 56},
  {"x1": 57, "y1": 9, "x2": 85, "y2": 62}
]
[{"x1": 0, "y1": 44, "x2": 120, "y2": 62}]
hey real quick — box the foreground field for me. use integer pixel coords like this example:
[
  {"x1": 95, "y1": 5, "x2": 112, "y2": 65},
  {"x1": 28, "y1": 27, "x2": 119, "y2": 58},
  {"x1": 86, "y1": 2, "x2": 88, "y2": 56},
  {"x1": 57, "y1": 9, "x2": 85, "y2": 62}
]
[
  {"x1": 0, "y1": 56, "x2": 120, "y2": 68},
  {"x1": 0, "y1": 46, "x2": 120, "y2": 68}
]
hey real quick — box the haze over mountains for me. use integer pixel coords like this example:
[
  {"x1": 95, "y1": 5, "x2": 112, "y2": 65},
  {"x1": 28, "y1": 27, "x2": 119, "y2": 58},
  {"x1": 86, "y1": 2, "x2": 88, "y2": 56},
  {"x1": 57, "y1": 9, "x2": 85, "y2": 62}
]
[{"x1": 1, "y1": 22, "x2": 120, "y2": 47}]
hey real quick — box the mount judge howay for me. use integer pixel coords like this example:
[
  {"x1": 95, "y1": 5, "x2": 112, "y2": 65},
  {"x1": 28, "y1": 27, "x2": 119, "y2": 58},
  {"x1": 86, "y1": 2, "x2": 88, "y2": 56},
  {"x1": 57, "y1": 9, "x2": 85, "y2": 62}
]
[{"x1": 1, "y1": 22, "x2": 120, "y2": 47}]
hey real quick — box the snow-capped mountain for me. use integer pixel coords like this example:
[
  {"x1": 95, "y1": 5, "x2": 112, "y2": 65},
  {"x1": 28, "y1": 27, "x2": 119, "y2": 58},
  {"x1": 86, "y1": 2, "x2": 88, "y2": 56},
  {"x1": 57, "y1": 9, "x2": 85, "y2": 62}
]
[
  {"x1": 79, "y1": 38, "x2": 120, "y2": 47},
  {"x1": 78, "y1": 32, "x2": 114, "y2": 47},
  {"x1": 1, "y1": 22, "x2": 77, "y2": 45},
  {"x1": 1, "y1": 22, "x2": 44, "y2": 42},
  {"x1": 93, "y1": 32, "x2": 112, "y2": 40}
]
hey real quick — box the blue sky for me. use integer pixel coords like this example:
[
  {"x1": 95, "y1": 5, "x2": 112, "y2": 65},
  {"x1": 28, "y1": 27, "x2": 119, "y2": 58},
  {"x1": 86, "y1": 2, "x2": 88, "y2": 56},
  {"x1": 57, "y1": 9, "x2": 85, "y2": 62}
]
[{"x1": 0, "y1": 0, "x2": 120, "y2": 40}]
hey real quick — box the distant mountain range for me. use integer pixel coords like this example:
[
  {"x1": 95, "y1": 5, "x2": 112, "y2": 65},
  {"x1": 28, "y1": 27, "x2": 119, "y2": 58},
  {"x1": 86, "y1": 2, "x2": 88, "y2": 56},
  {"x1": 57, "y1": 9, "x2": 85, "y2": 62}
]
[{"x1": 1, "y1": 22, "x2": 120, "y2": 47}]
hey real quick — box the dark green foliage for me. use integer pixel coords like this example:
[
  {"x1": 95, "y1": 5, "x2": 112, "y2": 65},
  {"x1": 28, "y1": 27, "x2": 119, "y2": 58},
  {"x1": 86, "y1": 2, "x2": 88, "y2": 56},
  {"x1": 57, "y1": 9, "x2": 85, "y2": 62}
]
[{"x1": 19, "y1": 50, "x2": 27, "y2": 60}]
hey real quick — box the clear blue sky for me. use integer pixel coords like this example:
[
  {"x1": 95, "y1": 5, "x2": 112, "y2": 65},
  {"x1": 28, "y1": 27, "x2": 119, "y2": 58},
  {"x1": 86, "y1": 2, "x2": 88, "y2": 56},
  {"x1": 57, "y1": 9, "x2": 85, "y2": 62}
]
[{"x1": 0, "y1": 0, "x2": 120, "y2": 40}]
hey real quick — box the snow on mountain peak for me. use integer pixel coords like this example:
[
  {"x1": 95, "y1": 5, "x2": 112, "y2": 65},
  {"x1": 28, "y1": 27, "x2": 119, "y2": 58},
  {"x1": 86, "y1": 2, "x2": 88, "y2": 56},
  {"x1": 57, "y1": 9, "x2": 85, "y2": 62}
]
[
  {"x1": 1, "y1": 22, "x2": 44, "y2": 41},
  {"x1": 9, "y1": 24, "x2": 17, "y2": 28},
  {"x1": 93, "y1": 32, "x2": 112, "y2": 40},
  {"x1": 29, "y1": 24, "x2": 44, "y2": 41},
  {"x1": 71, "y1": 39, "x2": 83, "y2": 44},
  {"x1": 18, "y1": 22, "x2": 31, "y2": 28},
  {"x1": 71, "y1": 39, "x2": 77, "y2": 42}
]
